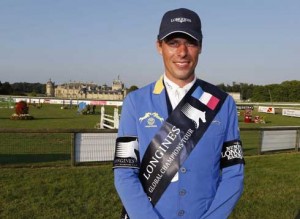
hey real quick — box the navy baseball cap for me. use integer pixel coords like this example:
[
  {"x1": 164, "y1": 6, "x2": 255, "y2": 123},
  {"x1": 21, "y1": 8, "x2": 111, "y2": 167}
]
[{"x1": 158, "y1": 8, "x2": 203, "y2": 41}]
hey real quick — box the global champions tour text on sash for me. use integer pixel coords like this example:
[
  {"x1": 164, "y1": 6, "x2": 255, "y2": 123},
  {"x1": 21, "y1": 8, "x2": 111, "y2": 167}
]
[{"x1": 142, "y1": 125, "x2": 194, "y2": 194}]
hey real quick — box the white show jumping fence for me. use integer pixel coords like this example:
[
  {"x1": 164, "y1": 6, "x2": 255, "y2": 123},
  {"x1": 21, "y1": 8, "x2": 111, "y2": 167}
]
[{"x1": 98, "y1": 106, "x2": 120, "y2": 129}]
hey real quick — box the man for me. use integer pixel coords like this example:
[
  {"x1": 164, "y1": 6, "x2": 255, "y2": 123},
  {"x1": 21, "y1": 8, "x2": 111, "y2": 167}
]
[{"x1": 113, "y1": 8, "x2": 245, "y2": 219}]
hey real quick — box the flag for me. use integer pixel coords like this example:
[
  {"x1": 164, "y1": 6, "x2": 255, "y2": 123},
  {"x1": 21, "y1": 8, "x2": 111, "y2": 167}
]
[{"x1": 192, "y1": 87, "x2": 220, "y2": 110}]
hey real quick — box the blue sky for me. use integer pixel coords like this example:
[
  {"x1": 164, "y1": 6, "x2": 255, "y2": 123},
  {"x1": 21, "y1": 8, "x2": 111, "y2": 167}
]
[{"x1": 0, "y1": 0, "x2": 299, "y2": 88}]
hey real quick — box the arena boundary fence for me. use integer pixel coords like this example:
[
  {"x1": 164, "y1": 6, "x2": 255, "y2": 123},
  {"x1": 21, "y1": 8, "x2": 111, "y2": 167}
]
[{"x1": 0, "y1": 127, "x2": 299, "y2": 167}]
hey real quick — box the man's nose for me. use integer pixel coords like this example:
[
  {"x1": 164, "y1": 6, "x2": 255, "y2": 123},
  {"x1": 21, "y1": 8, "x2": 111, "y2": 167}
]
[{"x1": 177, "y1": 43, "x2": 188, "y2": 56}]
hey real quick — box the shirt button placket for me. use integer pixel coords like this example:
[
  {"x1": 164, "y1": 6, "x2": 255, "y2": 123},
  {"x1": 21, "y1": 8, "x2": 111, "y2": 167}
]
[
  {"x1": 180, "y1": 167, "x2": 187, "y2": 173},
  {"x1": 178, "y1": 167, "x2": 187, "y2": 217},
  {"x1": 179, "y1": 189, "x2": 186, "y2": 196}
]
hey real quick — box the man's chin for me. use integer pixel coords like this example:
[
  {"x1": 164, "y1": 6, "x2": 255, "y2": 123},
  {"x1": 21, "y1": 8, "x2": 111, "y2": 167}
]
[{"x1": 174, "y1": 72, "x2": 195, "y2": 80}]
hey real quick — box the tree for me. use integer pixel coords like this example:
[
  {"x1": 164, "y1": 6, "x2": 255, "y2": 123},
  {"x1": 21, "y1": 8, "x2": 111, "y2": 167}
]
[
  {"x1": 0, "y1": 82, "x2": 13, "y2": 94},
  {"x1": 251, "y1": 86, "x2": 270, "y2": 102},
  {"x1": 127, "y1": 85, "x2": 139, "y2": 94},
  {"x1": 281, "y1": 80, "x2": 300, "y2": 102},
  {"x1": 240, "y1": 83, "x2": 254, "y2": 101},
  {"x1": 216, "y1": 83, "x2": 227, "y2": 92}
]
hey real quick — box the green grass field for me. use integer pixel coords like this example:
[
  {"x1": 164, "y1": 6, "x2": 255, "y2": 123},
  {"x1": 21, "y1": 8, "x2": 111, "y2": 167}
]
[
  {"x1": 0, "y1": 103, "x2": 299, "y2": 218},
  {"x1": 0, "y1": 104, "x2": 109, "y2": 129},
  {"x1": 238, "y1": 110, "x2": 300, "y2": 128},
  {"x1": 0, "y1": 103, "x2": 299, "y2": 129},
  {"x1": 0, "y1": 153, "x2": 299, "y2": 219}
]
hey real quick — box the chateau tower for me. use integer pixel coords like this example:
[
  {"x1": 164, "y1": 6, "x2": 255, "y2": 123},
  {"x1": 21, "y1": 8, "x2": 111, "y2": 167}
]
[
  {"x1": 46, "y1": 79, "x2": 55, "y2": 97},
  {"x1": 112, "y1": 75, "x2": 124, "y2": 91}
]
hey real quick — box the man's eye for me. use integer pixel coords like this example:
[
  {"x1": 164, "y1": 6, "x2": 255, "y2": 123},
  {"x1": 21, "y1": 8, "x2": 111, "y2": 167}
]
[
  {"x1": 168, "y1": 41, "x2": 178, "y2": 47},
  {"x1": 186, "y1": 42, "x2": 198, "y2": 47}
]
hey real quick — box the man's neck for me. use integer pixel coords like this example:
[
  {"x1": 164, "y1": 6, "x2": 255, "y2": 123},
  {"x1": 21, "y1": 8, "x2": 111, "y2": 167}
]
[
  {"x1": 164, "y1": 74, "x2": 195, "y2": 88},
  {"x1": 164, "y1": 74, "x2": 196, "y2": 89}
]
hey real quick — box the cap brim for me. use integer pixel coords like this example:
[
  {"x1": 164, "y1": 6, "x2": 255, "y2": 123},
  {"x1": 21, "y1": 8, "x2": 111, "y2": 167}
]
[{"x1": 158, "y1": 30, "x2": 202, "y2": 41}]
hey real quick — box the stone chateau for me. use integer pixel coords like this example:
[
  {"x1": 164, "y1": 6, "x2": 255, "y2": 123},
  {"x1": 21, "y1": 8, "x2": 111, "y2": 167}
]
[{"x1": 46, "y1": 78, "x2": 126, "y2": 100}]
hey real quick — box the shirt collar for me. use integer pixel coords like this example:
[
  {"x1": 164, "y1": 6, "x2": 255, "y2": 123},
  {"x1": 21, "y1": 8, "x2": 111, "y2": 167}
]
[
  {"x1": 153, "y1": 75, "x2": 164, "y2": 94},
  {"x1": 163, "y1": 73, "x2": 196, "y2": 94}
]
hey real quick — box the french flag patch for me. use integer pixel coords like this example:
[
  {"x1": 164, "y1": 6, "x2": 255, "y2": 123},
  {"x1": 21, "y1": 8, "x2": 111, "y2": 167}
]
[{"x1": 192, "y1": 87, "x2": 220, "y2": 110}]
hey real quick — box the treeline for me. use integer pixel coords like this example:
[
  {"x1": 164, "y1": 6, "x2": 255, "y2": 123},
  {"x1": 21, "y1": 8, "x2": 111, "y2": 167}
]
[
  {"x1": 217, "y1": 80, "x2": 300, "y2": 102},
  {"x1": 0, "y1": 80, "x2": 299, "y2": 102},
  {"x1": 0, "y1": 82, "x2": 46, "y2": 96}
]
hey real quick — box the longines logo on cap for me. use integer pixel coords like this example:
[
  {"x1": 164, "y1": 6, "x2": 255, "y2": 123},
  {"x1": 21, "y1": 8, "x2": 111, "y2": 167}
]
[
  {"x1": 139, "y1": 112, "x2": 164, "y2": 128},
  {"x1": 171, "y1": 17, "x2": 192, "y2": 23}
]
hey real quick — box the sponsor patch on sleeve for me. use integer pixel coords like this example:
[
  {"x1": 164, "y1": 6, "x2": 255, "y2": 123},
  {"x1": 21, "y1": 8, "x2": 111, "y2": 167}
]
[
  {"x1": 113, "y1": 136, "x2": 140, "y2": 169},
  {"x1": 220, "y1": 140, "x2": 245, "y2": 168}
]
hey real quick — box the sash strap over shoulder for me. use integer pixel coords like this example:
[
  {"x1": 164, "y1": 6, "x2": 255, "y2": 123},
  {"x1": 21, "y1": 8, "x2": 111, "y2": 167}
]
[{"x1": 139, "y1": 79, "x2": 228, "y2": 205}]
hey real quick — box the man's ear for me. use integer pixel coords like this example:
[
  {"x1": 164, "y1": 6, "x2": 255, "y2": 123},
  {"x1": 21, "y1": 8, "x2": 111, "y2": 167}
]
[
  {"x1": 156, "y1": 40, "x2": 162, "y2": 55},
  {"x1": 199, "y1": 40, "x2": 202, "y2": 54},
  {"x1": 199, "y1": 45, "x2": 202, "y2": 54}
]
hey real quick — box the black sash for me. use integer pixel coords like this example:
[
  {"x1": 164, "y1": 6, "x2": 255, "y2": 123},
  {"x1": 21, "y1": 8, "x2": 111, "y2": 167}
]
[{"x1": 121, "y1": 79, "x2": 228, "y2": 218}]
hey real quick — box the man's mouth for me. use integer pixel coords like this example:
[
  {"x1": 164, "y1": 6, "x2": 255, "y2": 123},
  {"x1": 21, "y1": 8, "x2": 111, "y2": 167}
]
[{"x1": 174, "y1": 61, "x2": 189, "y2": 68}]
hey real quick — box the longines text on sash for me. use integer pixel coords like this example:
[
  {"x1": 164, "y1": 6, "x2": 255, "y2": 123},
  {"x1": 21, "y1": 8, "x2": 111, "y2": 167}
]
[{"x1": 142, "y1": 126, "x2": 194, "y2": 193}]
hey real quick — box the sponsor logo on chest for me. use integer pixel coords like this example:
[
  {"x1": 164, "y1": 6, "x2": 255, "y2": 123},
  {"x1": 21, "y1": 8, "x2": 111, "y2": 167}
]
[{"x1": 139, "y1": 112, "x2": 164, "y2": 128}]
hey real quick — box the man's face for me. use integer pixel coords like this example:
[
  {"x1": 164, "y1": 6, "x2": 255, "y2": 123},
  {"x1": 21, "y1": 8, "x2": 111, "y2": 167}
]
[{"x1": 157, "y1": 33, "x2": 201, "y2": 87}]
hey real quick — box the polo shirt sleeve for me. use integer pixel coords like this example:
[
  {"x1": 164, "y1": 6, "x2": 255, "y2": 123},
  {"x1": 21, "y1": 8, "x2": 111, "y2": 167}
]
[
  {"x1": 114, "y1": 94, "x2": 160, "y2": 219},
  {"x1": 201, "y1": 96, "x2": 245, "y2": 219}
]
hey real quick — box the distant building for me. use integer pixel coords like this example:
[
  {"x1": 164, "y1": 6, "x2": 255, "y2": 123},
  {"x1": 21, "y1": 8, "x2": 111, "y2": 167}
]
[
  {"x1": 46, "y1": 78, "x2": 126, "y2": 100},
  {"x1": 112, "y1": 77, "x2": 124, "y2": 91},
  {"x1": 46, "y1": 79, "x2": 55, "y2": 97},
  {"x1": 228, "y1": 92, "x2": 241, "y2": 102}
]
